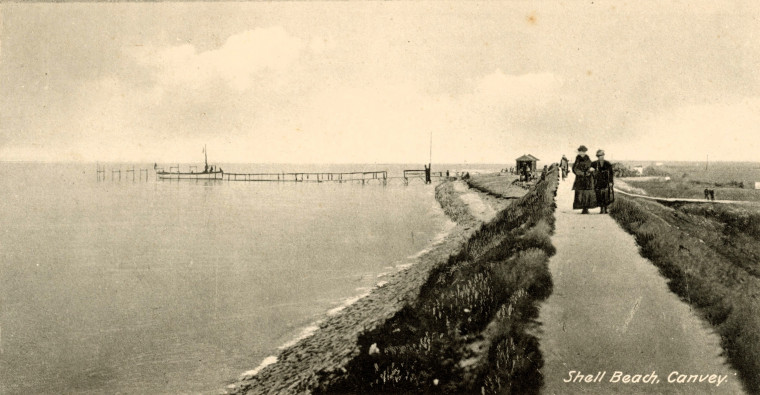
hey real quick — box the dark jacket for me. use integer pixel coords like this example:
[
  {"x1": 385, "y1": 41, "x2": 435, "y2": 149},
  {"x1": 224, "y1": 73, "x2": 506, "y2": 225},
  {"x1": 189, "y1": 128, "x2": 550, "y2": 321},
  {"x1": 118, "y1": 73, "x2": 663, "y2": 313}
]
[
  {"x1": 590, "y1": 160, "x2": 614, "y2": 189},
  {"x1": 572, "y1": 154, "x2": 594, "y2": 190}
]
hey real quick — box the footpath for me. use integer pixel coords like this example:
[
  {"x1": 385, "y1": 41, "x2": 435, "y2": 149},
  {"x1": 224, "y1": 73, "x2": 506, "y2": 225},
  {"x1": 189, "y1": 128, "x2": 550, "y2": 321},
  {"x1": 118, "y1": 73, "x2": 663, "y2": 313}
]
[
  {"x1": 452, "y1": 180, "x2": 502, "y2": 222},
  {"x1": 536, "y1": 174, "x2": 744, "y2": 394}
]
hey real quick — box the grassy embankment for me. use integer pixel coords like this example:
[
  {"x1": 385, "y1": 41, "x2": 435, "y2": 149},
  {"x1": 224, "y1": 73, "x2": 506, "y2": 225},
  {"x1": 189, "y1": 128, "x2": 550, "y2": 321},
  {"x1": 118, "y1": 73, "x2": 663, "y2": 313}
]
[
  {"x1": 465, "y1": 173, "x2": 528, "y2": 199},
  {"x1": 609, "y1": 195, "x2": 760, "y2": 393},
  {"x1": 622, "y1": 163, "x2": 760, "y2": 202},
  {"x1": 625, "y1": 178, "x2": 760, "y2": 202},
  {"x1": 435, "y1": 180, "x2": 478, "y2": 224},
  {"x1": 317, "y1": 167, "x2": 558, "y2": 394}
]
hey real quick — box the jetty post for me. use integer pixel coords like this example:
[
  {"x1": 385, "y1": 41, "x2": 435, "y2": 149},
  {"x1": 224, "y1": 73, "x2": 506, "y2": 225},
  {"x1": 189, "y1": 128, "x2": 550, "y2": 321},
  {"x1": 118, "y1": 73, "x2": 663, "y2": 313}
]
[
  {"x1": 159, "y1": 168, "x2": 388, "y2": 184},
  {"x1": 125, "y1": 166, "x2": 135, "y2": 181},
  {"x1": 96, "y1": 164, "x2": 106, "y2": 182}
]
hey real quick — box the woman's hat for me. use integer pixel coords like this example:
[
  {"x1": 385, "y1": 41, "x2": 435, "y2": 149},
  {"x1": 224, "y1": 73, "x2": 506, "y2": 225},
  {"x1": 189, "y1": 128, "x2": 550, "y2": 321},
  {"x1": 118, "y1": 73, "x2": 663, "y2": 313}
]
[
  {"x1": 596, "y1": 149, "x2": 605, "y2": 157},
  {"x1": 577, "y1": 145, "x2": 588, "y2": 152}
]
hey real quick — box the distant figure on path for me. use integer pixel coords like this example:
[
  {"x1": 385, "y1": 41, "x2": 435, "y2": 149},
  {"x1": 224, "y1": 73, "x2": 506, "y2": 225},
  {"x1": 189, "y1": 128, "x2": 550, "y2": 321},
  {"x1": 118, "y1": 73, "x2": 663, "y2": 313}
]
[
  {"x1": 424, "y1": 164, "x2": 431, "y2": 184},
  {"x1": 710, "y1": 189, "x2": 715, "y2": 201},
  {"x1": 591, "y1": 149, "x2": 614, "y2": 214},
  {"x1": 521, "y1": 163, "x2": 531, "y2": 181},
  {"x1": 704, "y1": 188, "x2": 710, "y2": 200},
  {"x1": 572, "y1": 145, "x2": 597, "y2": 214},
  {"x1": 560, "y1": 155, "x2": 569, "y2": 180}
]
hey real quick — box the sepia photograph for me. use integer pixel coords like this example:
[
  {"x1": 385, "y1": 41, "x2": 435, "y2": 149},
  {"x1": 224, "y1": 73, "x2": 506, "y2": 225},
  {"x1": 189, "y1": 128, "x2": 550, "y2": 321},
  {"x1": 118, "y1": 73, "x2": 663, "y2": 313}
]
[{"x1": 1, "y1": 1, "x2": 759, "y2": 394}]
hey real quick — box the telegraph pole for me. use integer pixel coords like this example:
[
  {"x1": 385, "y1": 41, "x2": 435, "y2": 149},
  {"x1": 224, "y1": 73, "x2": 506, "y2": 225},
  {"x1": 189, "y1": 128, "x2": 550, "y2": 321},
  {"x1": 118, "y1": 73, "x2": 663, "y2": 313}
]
[{"x1": 429, "y1": 130, "x2": 433, "y2": 171}]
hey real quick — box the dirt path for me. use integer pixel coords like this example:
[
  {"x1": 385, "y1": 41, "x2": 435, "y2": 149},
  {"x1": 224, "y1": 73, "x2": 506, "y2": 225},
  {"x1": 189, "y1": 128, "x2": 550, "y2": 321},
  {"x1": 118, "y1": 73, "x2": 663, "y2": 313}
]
[
  {"x1": 536, "y1": 174, "x2": 744, "y2": 394},
  {"x1": 453, "y1": 180, "x2": 498, "y2": 222}
]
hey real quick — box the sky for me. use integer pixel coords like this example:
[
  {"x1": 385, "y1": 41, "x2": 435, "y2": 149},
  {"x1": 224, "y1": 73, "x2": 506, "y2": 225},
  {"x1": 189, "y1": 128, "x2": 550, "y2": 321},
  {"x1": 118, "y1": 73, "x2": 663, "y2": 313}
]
[{"x1": 1, "y1": 1, "x2": 760, "y2": 164}]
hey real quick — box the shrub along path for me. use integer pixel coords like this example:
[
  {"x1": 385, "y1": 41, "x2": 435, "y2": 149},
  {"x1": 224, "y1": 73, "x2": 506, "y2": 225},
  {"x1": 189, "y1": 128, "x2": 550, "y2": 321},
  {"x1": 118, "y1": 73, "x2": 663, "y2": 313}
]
[{"x1": 536, "y1": 174, "x2": 744, "y2": 394}]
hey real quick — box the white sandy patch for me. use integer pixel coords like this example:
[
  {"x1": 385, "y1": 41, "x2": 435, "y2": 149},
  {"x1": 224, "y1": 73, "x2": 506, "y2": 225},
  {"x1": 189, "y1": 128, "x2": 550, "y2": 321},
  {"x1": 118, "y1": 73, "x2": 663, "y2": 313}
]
[
  {"x1": 326, "y1": 290, "x2": 372, "y2": 316},
  {"x1": 277, "y1": 324, "x2": 321, "y2": 350},
  {"x1": 239, "y1": 355, "x2": 278, "y2": 380},
  {"x1": 615, "y1": 179, "x2": 648, "y2": 195},
  {"x1": 451, "y1": 180, "x2": 498, "y2": 222}
]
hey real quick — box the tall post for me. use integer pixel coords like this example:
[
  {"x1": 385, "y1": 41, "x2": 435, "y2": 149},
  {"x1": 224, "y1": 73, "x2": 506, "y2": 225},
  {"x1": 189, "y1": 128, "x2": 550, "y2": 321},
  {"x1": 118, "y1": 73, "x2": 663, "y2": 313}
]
[{"x1": 429, "y1": 130, "x2": 433, "y2": 172}]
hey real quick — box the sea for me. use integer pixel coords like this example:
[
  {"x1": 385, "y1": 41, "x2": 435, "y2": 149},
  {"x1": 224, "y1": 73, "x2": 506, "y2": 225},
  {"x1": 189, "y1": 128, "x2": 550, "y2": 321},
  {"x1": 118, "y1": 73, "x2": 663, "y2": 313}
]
[{"x1": 0, "y1": 162, "x2": 501, "y2": 394}]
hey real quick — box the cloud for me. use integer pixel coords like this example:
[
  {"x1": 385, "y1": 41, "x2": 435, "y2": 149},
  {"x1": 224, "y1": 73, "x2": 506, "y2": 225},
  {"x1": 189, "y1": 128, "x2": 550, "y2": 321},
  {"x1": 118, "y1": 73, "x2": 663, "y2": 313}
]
[
  {"x1": 130, "y1": 26, "x2": 308, "y2": 91},
  {"x1": 241, "y1": 70, "x2": 568, "y2": 163}
]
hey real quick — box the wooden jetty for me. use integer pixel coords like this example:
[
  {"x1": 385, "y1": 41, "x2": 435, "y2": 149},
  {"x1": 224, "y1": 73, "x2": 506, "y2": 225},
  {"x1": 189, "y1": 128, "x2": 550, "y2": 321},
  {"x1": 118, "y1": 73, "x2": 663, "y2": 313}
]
[
  {"x1": 96, "y1": 164, "x2": 152, "y2": 182},
  {"x1": 222, "y1": 171, "x2": 387, "y2": 184},
  {"x1": 154, "y1": 168, "x2": 456, "y2": 184},
  {"x1": 97, "y1": 161, "x2": 456, "y2": 185},
  {"x1": 403, "y1": 169, "x2": 447, "y2": 184}
]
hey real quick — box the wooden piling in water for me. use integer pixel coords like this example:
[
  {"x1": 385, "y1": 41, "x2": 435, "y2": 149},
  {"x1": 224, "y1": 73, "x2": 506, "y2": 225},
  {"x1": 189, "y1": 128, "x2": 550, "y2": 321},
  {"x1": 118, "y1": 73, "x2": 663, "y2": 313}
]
[{"x1": 156, "y1": 169, "x2": 391, "y2": 184}]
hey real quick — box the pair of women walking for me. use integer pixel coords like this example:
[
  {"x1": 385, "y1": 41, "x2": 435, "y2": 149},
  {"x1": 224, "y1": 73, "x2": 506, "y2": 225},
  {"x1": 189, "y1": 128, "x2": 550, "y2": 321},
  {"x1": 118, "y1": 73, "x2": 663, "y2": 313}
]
[{"x1": 571, "y1": 145, "x2": 614, "y2": 214}]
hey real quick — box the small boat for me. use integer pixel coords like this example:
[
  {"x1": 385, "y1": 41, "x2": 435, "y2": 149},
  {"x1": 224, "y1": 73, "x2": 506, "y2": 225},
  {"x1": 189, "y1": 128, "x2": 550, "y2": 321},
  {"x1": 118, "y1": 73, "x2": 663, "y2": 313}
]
[{"x1": 155, "y1": 145, "x2": 223, "y2": 180}]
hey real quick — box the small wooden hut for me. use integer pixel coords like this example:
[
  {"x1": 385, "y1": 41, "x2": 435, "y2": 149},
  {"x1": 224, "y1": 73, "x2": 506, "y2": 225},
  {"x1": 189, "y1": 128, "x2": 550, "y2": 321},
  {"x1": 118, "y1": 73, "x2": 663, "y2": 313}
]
[{"x1": 515, "y1": 154, "x2": 540, "y2": 173}]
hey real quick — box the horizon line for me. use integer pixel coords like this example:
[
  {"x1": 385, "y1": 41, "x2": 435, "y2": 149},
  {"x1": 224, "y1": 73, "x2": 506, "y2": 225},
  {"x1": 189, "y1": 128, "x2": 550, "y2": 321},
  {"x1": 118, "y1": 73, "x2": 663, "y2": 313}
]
[{"x1": 2, "y1": 159, "x2": 759, "y2": 165}]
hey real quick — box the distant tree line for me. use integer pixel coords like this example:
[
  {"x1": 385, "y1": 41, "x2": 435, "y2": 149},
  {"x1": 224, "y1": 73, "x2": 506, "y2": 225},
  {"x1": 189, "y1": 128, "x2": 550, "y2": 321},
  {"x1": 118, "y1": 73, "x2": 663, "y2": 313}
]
[
  {"x1": 641, "y1": 166, "x2": 670, "y2": 177},
  {"x1": 612, "y1": 163, "x2": 641, "y2": 178}
]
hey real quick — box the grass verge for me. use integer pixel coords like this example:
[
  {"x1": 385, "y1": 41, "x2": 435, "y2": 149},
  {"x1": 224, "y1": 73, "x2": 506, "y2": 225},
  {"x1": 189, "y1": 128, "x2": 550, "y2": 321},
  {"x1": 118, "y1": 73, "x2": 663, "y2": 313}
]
[
  {"x1": 465, "y1": 173, "x2": 528, "y2": 199},
  {"x1": 316, "y1": 167, "x2": 559, "y2": 394},
  {"x1": 435, "y1": 181, "x2": 478, "y2": 224},
  {"x1": 609, "y1": 195, "x2": 760, "y2": 393},
  {"x1": 625, "y1": 178, "x2": 760, "y2": 202}
]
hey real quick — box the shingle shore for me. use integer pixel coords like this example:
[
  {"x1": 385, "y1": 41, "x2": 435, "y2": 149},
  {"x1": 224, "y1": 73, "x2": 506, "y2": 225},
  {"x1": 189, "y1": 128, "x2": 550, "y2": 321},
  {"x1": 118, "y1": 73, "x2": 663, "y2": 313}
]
[{"x1": 224, "y1": 179, "x2": 514, "y2": 394}]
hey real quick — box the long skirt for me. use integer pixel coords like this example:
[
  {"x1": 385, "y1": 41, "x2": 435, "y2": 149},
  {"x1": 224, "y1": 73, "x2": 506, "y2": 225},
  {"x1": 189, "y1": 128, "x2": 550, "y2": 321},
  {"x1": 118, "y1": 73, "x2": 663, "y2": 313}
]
[
  {"x1": 596, "y1": 186, "x2": 615, "y2": 207},
  {"x1": 573, "y1": 189, "x2": 597, "y2": 209}
]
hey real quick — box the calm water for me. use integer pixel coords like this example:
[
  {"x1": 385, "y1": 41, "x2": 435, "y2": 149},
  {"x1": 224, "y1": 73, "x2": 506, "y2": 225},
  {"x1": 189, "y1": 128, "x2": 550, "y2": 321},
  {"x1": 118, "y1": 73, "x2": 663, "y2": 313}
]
[{"x1": 0, "y1": 162, "x2": 497, "y2": 394}]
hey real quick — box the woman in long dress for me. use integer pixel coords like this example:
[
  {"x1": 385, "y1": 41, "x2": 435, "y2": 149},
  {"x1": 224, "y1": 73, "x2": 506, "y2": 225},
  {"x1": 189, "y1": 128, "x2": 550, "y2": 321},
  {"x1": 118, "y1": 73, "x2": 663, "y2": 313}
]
[{"x1": 572, "y1": 145, "x2": 596, "y2": 214}]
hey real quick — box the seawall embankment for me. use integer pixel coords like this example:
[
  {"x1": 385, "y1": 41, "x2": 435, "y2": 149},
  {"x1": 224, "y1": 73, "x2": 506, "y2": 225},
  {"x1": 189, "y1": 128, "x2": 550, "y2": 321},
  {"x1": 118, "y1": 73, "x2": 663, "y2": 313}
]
[{"x1": 225, "y1": 169, "x2": 557, "y2": 394}]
